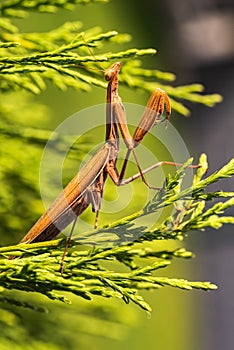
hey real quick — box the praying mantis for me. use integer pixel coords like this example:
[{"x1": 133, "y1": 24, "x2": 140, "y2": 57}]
[{"x1": 18, "y1": 61, "x2": 189, "y2": 264}]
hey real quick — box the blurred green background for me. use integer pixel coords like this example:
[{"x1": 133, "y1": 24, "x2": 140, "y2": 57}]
[{"x1": 1, "y1": 0, "x2": 233, "y2": 349}]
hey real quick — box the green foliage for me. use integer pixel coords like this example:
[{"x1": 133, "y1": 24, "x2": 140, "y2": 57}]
[
  {"x1": 0, "y1": 6, "x2": 222, "y2": 114},
  {"x1": 0, "y1": 0, "x2": 109, "y2": 17},
  {"x1": 0, "y1": 291, "x2": 135, "y2": 349},
  {"x1": 1, "y1": 155, "x2": 234, "y2": 313}
]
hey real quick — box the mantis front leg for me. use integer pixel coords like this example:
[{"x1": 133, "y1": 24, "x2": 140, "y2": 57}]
[{"x1": 111, "y1": 88, "x2": 172, "y2": 188}]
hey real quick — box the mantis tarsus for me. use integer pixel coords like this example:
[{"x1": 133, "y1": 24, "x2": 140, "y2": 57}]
[{"x1": 17, "y1": 62, "x2": 195, "y2": 269}]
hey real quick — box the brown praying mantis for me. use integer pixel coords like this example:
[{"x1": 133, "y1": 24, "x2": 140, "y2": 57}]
[{"x1": 17, "y1": 61, "x2": 196, "y2": 269}]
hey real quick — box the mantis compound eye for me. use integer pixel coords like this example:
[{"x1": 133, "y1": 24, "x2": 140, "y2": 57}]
[{"x1": 104, "y1": 62, "x2": 122, "y2": 81}]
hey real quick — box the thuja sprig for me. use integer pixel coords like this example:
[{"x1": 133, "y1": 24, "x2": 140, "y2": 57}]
[
  {"x1": 0, "y1": 0, "x2": 109, "y2": 17},
  {"x1": 0, "y1": 15, "x2": 222, "y2": 114},
  {"x1": 0, "y1": 155, "x2": 233, "y2": 312}
]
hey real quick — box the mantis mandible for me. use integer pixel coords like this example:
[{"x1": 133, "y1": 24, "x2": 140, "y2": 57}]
[{"x1": 18, "y1": 62, "x2": 187, "y2": 268}]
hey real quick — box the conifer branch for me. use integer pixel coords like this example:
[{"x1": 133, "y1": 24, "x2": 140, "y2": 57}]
[
  {"x1": 0, "y1": 15, "x2": 222, "y2": 114},
  {"x1": 1, "y1": 155, "x2": 233, "y2": 311},
  {"x1": 0, "y1": 0, "x2": 109, "y2": 17}
]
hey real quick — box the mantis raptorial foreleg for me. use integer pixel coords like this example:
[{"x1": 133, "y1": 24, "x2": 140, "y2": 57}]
[
  {"x1": 103, "y1": 62, "x2": 172, "y2": 189},
  {"x1": 109, "y1": 87, "x2": 172, "y2": 188}
]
